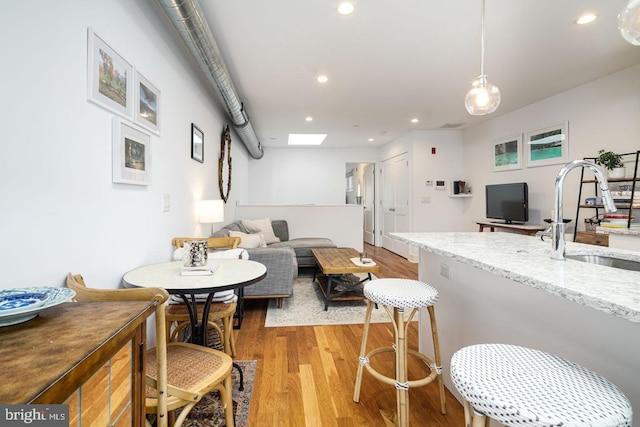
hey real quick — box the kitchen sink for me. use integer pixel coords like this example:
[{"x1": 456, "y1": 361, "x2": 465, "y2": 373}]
[{"x1": 565, "y1": 254, "x2": 640, "y2": 272}]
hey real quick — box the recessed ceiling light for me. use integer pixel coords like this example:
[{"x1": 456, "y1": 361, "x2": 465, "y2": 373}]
[
  {"x1": 368, "y1": 138, "x2": 374, "y2": 142},
  {"x1": 337, "y1": 2, "x2": 355, "y2": 15},
  {"x1": 411, "y1": 118, "x2": 419, "y2": 123},
  {"x1": 317, "y1": 75, "x2": 329, "y2": 83},
  {"x1": 576, "y1": 13, "x2": 598, "y2": 25},
  {"x1": 288, "y1": 134, "x2": 327, "y2": 146},
  {"x1": 305, "y1": 116, "x2": 313, "y2": 122}
]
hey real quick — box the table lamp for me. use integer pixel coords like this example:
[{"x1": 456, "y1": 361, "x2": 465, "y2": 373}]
[{"x1": 198, "y1": 199, "x2": 224, "y2": 236}]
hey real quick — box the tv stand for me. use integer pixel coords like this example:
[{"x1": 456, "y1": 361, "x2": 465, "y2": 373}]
[{"x1": 477, "y1": 220, "x2": 546, "y2": 236}]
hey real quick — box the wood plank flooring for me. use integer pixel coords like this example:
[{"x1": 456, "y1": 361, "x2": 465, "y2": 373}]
[{"x1": 233, "y1": 243, "x2": 464, "y2": 426}]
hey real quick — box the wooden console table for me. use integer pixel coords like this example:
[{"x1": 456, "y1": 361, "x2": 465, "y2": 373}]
[
  {"x1": 0, "y1": 300, "x2": 154, "y2": 426},
  {"x1": 477, "y1": 221, "x2": 546, "y2": 236}
]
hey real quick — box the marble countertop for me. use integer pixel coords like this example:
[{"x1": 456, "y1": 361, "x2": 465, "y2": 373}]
[{"x1": 391, "y1": 232, "x2": 640, "y2": 323}]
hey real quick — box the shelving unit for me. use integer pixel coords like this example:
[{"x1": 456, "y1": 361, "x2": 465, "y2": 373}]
[{"x1": 573, "y1": 150, "x2": 639, "y2": 243}]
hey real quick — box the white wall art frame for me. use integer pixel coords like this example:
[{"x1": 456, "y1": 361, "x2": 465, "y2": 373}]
[
  {"x1": 87, "y1": 28, "x2": 133, "y2": 119},
  {"x1": 134, "y1": 71, "x2": 160, "y2": 135},
  {"x1": 112, "y1": 117, "x2": 150, "y2": 185},
  {"x1": 492, "y1": 133, "x2": 522, "y2": 172},
  {"x1": 525, "y1": 121, "x2": 569, "y2": 168}
]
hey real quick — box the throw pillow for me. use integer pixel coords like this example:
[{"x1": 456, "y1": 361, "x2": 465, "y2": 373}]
[
  {"x1": 229, "y1": 230, "x2": 267, "y2": 249},
  {"x1": 242, "y1": 217, "x2": 281, "y2": 244}
]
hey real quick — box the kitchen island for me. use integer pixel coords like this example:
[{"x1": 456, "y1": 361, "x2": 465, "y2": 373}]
[{"x1": 392, "y1": 232, "x2": 640, "y2": 425}]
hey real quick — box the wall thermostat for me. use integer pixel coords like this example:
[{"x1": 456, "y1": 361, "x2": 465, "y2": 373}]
[{"x1": 435, "y1": 180, "x2": 446, "y2": 190}]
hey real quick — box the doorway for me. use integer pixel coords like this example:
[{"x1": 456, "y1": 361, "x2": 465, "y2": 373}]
[{"x1": 346, "y1": 162, "x2": 376, "y2": 246}]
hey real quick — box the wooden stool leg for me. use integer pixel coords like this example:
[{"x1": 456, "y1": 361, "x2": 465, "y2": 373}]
[
  {"x1": 395, "y1": 307, "x2": 409, "y2": 427},
  {"x1": 427, "y1": 305, "x2": 447, "y2": 414},
  {"x1": 353, "y1": 300, "x2": 376, "y2": 402}
]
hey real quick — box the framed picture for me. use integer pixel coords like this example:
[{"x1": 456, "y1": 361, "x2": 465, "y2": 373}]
[
  {"x1": 134, "y1": 71, "x2": 160, "y2": 135},
  {"x1": 112, "y1": 118, "x2": 150, "y2": 185},
  {"x1": 492, "y1": 134, "x2": 522, "y2": 172},
  {"x1": 87, "y1": 28, "x2": 133, "y2": 119},
  {"x1": 191, "y1": 123, "x2": 204, "y2": 162},
  {"x1": 525, "y1": 121, "x2": 569, "y2": 168}
]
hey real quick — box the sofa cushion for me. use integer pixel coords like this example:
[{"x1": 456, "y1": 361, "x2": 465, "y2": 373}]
[
  {"x1": 269, "y1": 237, "x2": 336, "y2": 260},
  {"x1": 242, "y1": 218, "x2": 280, "y2": 244},
  {"x1": 229, "y1": 230, "x2": 267, "y2": 248}
]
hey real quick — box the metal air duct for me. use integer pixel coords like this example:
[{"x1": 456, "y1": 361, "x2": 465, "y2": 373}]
[{"x1": 155, "y1": 0, "x2": 264, "y2": 159}]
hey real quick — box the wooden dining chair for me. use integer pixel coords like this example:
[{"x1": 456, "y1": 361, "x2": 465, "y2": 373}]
[
  {"x1": 66, "y1": 273, "x2": 234, "y2": 427},
  {"x1": 168, "y1": 236, "x2": 241, "y2": 356}
]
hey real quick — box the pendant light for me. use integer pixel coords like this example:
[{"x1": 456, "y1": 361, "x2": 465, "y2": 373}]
[
  {"x1": 465, "y1": 0, "x2": 501, "y2": 115},
  {"x1": 619, "y1": 0, "x2": 640, "y2": 45}
]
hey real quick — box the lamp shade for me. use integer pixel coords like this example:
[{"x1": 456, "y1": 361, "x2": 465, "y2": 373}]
[{"x1": 198, "y1": 199, "x2": 224, "y2": 224}]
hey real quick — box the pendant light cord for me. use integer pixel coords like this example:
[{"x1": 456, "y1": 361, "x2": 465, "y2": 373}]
[{"x1": 480, "y1": 0, "x2": 486, "y2": 78}]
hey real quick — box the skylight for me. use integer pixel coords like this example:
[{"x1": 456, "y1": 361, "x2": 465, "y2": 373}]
[{"x1": 288, "y1": 134, "x2": 327, "y2": 146}]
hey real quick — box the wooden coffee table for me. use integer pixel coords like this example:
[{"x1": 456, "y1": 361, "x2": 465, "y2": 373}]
[{"x1": 312, "y1": 248, "x2": 380, "y2": 310}]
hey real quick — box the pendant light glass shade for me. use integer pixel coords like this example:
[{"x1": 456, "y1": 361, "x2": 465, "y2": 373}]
[
  {"x1": 619, "y1": 0, "x2": 640, "y2": 46},
  {"x1": 465, "y1": 0, "x2": 500, "y2": 115},
  {"x1": 465, "y1": 75, "x2": 501, "y2": 115}
]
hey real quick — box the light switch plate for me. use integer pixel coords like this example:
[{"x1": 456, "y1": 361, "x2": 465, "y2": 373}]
[{"x1": 162, "y1": 194, "x2": 170, "y2": 212}]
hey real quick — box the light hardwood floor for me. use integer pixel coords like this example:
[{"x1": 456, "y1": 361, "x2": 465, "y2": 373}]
[{"x1": 233, "y1": 243, "x2": 464, "y2": 426}]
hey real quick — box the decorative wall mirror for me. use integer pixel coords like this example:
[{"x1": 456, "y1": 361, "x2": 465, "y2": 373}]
[{"x1": 218, "y1": 125, "x2": 232, "y2": 203}]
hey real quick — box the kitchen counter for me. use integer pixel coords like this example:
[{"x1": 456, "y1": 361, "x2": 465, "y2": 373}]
[
  {"x1": 392, "y1": 232, "x2": 640, "y2": 322},
  {"x1": 391, "y1": 231, "x2": 640, "y2": 424}
]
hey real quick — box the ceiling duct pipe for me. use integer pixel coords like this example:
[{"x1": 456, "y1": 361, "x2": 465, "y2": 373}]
[{"x1": 155, "y1": 0, "x2": 264, "y2": 159}]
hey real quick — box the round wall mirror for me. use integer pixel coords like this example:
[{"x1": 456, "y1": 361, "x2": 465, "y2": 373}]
[{"x1": 219, "y1": 125, "x2": 232, "y2": 203}]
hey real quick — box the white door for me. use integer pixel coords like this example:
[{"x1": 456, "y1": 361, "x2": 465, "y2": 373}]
[
  {"x1": 381, "y1": 154, "x2": 410, "y2": 258},
  {"x1": 363, "y1": 163, "x2": 375, "y2": 245}
]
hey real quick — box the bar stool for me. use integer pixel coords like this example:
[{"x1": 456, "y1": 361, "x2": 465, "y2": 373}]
[
  {"x1": 450, "y1": 344, "x2": 632, "y2": 427},
  {"x1": 353, "y1": 278, "x2": 447, "y2": 426}
]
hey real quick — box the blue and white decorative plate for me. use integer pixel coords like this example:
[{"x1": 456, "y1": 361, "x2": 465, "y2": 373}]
[{"x1": 0, "y1": 287, "x2": 76, "y2": 327}]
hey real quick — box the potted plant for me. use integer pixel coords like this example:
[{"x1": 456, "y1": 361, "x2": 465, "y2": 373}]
[{"x1": 595, "y1": 149, "x2": 625, "y2": 179}]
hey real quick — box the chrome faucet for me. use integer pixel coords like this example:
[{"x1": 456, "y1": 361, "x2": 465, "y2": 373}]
[{"x1": 551, "y1": 160, "x2": 616, "y2": 260}]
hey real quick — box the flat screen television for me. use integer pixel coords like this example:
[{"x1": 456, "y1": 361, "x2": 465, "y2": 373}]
[{"x1": 485, "y1": 182, "x2": 529, "y2": 224}]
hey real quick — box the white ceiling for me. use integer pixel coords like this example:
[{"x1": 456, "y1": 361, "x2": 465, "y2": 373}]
[{"x1": 198, "y1": 0, "x2": 640, "y2": 148}]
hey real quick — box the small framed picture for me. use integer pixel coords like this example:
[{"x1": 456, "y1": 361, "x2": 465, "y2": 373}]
[
  {"x1": 525, "y1": 121, "x2": 569, "y2": 168},
  {"x1": 134, "y1": 71, "x2": 160, "y2": 135},
  {"x1": 112, "y1": 118, "x2": 150, "y2": 185},
  {"x1": 87, "y1": 28, "x2": 133, "y2": 119},
  {"x1": 191, "y1": 123, "x2": 204, "y2": 163},
  {"x1": 492, "y1": 134, "x2": 522, "y2": 172}
]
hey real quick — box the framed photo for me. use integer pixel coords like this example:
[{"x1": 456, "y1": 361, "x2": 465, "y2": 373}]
[
  {"x1": 191, "y1": 123, "x2": 204, "y2": 163},
  {"x1": 112, "y1": 118, "x2": 150, "y2": 185},
  {"x1": 87, "y1": 28, "x2": 133, "y2": 119},
  {"x1": 525, "y1": 121, "x2": 569, "y2": 168},
  {"x1": 492, "y1": 134, "x2": 522, "y2": 172},
  {"x1": 134, "y1": 71, "x2": 160, "y2": 135}
]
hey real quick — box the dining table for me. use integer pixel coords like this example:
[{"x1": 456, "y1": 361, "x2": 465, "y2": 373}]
[{"x1": 123, "y1": 258, "x2": 266, "y2": 346}]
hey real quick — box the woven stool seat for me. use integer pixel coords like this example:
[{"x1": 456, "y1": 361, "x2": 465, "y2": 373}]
[
  {"x1": 451, "y1": 344, "x2": 632, "y2": 427},
  {"x1": 354, "y1": 278, "x2": 446, "y2": 426},
  {"x1": 363, "y1": 278, "x2": 439, "y2": 308}
]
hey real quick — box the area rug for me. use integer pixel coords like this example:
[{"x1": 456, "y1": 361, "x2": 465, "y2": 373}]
[
  {"x1": 265, "y1": 273, "x2": 397, "y2": 327},
  {"x1": 176, "y1": 359, "x2": 256, "y2": 427}
]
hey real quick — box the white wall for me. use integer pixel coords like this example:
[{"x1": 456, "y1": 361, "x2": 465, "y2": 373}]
[
  {"x1": 0, "y1": 1, "x2": 250, "y2": 290},
  {"x1": 247, "y1": 147, "x2": 379, "y2": 205},
  {"x1": 462, "y1": 65, "x2": 640, "y2": 232},
  {"x1": 379, "y1": 130, "x2": 468, "y2": 234}
]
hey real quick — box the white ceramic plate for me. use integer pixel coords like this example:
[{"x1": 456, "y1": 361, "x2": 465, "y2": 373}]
[{"x1": 0, "y1": 287, "x2": 76, "y2": 327}]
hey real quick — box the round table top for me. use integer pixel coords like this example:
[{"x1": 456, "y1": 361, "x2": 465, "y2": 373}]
[{"x1": 123, "y1": 259, "x2": 267, "y2": 294}]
